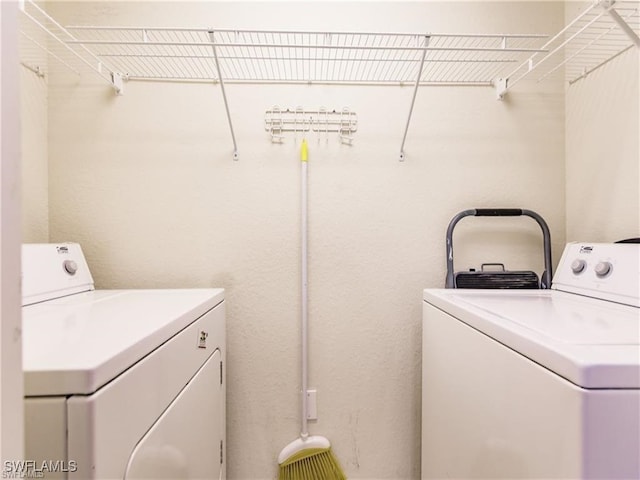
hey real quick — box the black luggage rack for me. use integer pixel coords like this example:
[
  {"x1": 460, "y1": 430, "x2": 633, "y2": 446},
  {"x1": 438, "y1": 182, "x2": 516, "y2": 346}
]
[{"x1": 445, "y1": 208, "x2": 553, "y2": 289}]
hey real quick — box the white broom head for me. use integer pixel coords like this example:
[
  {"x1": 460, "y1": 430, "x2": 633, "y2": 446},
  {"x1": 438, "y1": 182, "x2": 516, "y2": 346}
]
[{"x1": 277, "y1": 435, "x2": 331, "y2": 464}]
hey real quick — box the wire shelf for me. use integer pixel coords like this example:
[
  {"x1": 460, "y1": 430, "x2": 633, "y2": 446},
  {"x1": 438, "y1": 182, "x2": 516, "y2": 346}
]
[
  {"x1": 18, "y1": 0, "x2": 639, "y2": 160},
  {"x1": 60, "y1": 27, "x2": 547, "y2": 86},
  {"x1": 19, "y1": 0, "x2": 639, "y2": 91},
  {"x1": 19, "y1": 0, "x2": 117, "y2": 87},
  {"x1": 502, "y1": 0, "x2": 640, "y2": 94}
]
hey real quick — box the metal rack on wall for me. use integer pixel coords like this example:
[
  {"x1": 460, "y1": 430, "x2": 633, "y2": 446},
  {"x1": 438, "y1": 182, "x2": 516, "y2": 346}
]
[
  {"x1": 264, "y1": 107, "x2": 358, "y2": 145},
  {"x1": 497, "y1": 0, "x2": 640, "y2": 97},
  {"x1": 19, "y1": 0, "x2": 640, "y2": 160}
]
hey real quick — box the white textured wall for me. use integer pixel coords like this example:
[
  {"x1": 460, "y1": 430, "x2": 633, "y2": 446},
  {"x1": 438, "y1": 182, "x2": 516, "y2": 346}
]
[
  {"x1": 565, "y1": 3, "x2": 640, "y2": 242},
  {"x1": 20, "y1": 65, "x2": 49, "y2": 243},
  {"x1": 19, "y1": 4, "x2": 49, "y2": 243},
  {"x1": 43, "y1": 2, "x2": 565, "y2": 479}
]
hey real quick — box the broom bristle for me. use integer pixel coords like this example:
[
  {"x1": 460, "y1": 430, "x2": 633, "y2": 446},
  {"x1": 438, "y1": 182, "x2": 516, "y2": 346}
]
[{"x1": 278, "y1": 447, "x2": 346, "y2": 480}]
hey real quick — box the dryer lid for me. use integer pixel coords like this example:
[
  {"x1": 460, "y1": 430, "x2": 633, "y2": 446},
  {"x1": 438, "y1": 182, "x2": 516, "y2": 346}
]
[{"x1": 22, "y1": 288, "x2": 224, "y2": 396}]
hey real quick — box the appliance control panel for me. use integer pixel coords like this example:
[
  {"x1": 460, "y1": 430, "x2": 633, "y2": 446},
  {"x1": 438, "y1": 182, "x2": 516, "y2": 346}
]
[
  {"x1": 22, "y1": 243, "x2": 95, "y2": 306},
  {"x1": 552, "y1": 242, "x2": 639, "y2": 307}
]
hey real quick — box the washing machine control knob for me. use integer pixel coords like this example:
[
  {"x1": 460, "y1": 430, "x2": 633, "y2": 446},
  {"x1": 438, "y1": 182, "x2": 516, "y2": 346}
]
[
  {"x1": 571, "y1": 259, "x2": 587, "y2": 274},
  {"x1": 63, "y1": 259, "x2": 78, "y2": 275},
  {"x1": 594, "y1": 261, "x2": 612, "y2": 277}
]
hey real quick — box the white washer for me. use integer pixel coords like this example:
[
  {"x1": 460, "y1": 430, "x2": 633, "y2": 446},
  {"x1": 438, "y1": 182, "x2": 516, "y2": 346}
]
[
  {"x1": 422, "y1": 242, "x2": 639, "y2": 479},
  {"x1": 22, "y1": 243, "x2": 226, "y2": 480}
]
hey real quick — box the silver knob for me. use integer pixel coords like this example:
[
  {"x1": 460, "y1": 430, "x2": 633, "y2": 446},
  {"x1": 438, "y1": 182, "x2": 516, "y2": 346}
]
[
  {"x1": 594, "y1": 261, "x2": 612, "y2": 277},
  {"x1": 63, "y1": 260, "x2": 78, "y2": 275},
  {"x1": 570, "y1": 259, "x2": 586, "y2": 274}
]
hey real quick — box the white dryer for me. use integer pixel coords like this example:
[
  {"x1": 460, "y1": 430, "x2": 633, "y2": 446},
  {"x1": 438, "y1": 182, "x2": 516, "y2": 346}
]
[
  {"x1": 422, "y1": 242, "x2": 639, "y2": 479},
  {"x1": 22, "y1": 243, "x2": 226, "y2": 480}
]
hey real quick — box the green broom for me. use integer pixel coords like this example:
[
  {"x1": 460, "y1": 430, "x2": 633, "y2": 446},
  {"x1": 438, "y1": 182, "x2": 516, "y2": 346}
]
[{"x1": 277, "y1": 139, "x2": 346, "y2": 480}]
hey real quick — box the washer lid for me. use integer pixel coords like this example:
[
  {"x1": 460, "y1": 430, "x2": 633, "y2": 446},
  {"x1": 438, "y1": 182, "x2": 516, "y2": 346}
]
[
  {"x1": 423, "y1": 289, "x2": 640, "y2": 389},
  {"x1": 22, "y1": 288, "x2": 224, "y2": 396}
]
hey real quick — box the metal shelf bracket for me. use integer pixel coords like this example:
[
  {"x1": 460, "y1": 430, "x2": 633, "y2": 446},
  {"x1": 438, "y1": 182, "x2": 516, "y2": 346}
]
[
  {"x1": 111, "y1": 72, "x2": 124, "y2": 95},
  {"x1": 606, "y1": 2, "x2": 640, "y2": 47},
  {"x1": 495, "y1": 78, "x2": 508, "y2": 100},
  {"x1": 209, "y1": 30, "x2": 239, "y2": 161},
  {"x1": 399, "y1": 35, "x2": 429, "y2": 162}
]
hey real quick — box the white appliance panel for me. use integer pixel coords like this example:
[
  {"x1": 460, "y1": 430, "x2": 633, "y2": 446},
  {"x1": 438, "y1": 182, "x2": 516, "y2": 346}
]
[
  {"x1": 441, "y1": 290, "x2": 639, "y2": 344},
  {"x1": 22, "y1": 288, "x2": 224, "y2": 395},
  {"x1": 22, "y1": 242, "x2": 226, "y2": 480},
  {"x1": 422, "y1": 242, "x2": 640, "y2": 480},
  {"x1": 552, "y1": 242, "x2": 640, "y2": 306},
  {"x1": 124, "y1": 350, "x2": 223, "y2": 480},
  {"x1": 22, "y1": 243, "x2": 94, "y2": 306},
  {"x1": 24, "y1": 398, "x2": 67, "y2": 480},
  {"x1": 424, "y1": 289, "x2": 639, "y2": 388},
  {"x1": 422, "y1": 304, "x2": 583, "y2": 479},
  {"x1": 67, "y1": 302, "x2": 225, "y2": 479},
  {"x1": 423, "y1": 303, "x2": 640, "y2": 480}
]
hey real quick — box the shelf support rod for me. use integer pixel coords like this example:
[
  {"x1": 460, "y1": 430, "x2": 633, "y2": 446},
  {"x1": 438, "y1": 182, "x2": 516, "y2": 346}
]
[
  {"x1": 607, "y1": 7, "x2": 640, "y2": 48},
  {"x1": 209, "y1": 30, "x2": 239, "y2": 161},
  {"x1": 399, "y1": 35, "x2": 429, "y2": 162}
]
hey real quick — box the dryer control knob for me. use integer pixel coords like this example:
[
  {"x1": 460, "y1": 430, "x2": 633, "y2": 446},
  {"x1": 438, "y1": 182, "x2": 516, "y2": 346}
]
[
  {"x1": 63, "y1": 259, "x2": 78, "y2": 275},
  {"x1": 594, "y1": 261, "x2": 612, "y2": 277},
  {"x1": 571, "y1": 259, "x2": 587, "y2": 274}
]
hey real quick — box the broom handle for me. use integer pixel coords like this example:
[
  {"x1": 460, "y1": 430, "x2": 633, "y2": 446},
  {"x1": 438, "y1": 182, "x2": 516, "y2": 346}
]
[{"x1": 301, "y1": 146, "x2": 309, "y2": 438}]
